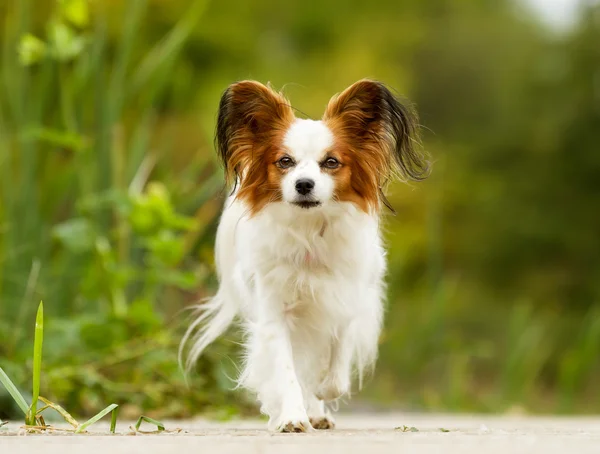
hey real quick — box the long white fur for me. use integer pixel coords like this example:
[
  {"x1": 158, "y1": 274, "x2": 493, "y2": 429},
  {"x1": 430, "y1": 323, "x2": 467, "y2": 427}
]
[{"x1": 181, "y1": 118, "x2": 386, "y2": 431}]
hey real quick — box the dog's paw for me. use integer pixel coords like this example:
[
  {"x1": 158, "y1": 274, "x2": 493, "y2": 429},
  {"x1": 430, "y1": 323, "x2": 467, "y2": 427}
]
[
  {"x1": 270, "y1": 407, "x2": 312, "y2": 433},
  {"x1": 310, "y1": 416, "x2": 335, "y2": 430},
  {"x1": 315, "y1": 376, "x2": 350, "y2": 402},
  {"x1": 276, "y1": 419, "x2": 312, "y2": 433}
]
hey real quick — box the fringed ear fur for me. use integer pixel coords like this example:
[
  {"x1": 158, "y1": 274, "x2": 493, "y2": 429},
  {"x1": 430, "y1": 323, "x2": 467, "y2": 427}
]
[
  {"x1": 215, "y1": 81, "x2": 295, "y2": 188},
  {"x1": 323, "y1": 79, "x2": 429, "y2": 212},
  {"x1": 215, "y1": 79, "x2": 428, "y2": 213}
]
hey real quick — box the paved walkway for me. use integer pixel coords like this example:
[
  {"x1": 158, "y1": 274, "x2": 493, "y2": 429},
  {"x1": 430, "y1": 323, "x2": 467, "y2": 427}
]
[{"x1": 2, "y1": 413, "x2": 600, "y2": 453}]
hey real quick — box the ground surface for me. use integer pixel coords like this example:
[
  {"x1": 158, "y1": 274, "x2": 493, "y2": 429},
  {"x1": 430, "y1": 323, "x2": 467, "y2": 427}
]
[{"x1": 2, "y1": 413, "x2": 600, "y2": 453}]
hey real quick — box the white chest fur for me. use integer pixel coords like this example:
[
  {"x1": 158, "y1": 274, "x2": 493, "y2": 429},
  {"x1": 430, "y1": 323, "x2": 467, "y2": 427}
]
[{"x1": 217, "y1": 200, "x2": 384, "y2": 324}]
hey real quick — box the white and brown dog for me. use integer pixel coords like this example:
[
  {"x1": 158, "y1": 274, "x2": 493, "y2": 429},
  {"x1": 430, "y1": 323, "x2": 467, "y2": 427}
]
[{"x1": 181, "y1": 79, "x2": 428, "y2": 432}]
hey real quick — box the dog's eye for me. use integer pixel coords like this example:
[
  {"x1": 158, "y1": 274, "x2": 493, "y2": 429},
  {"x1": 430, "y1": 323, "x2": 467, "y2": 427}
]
[
  {"x1": 323, "y1": 157, "x2": 340, "y2": 169},
  {"x1": 277, "y1": 156, "x2": 295, "y2": 169}
]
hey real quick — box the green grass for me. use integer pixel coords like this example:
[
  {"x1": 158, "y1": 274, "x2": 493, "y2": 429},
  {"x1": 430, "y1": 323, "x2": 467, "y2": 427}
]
[
  {"x1": 0, "y1": 367, "x2": 29, "y2": 416},
  {"x1": 28, "y1": 301, "x2": 43, "y2": 425},
  {"x1": 76, "y1": 404, "x2": 119, "y2": 434},
  {"x1": 0, "y1": 0, "x2": 234, "y2": 421},
  {"x1": 134, "y1": 415, "x2": 165, "y2": 432},
  {"x1": 0, "y1": 300, "x2": 159, "y2": 434}
]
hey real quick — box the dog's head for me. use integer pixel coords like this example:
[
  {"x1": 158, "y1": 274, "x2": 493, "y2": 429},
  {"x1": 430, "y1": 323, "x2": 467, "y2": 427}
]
[{"x1": 216, "y1": 79, "x2": 428, "y2": 215}]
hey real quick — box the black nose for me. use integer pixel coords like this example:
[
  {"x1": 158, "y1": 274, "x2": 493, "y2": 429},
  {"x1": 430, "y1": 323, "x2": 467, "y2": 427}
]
[{"x1": 295, "y1": 178, "x2": 315, "y2": 195}]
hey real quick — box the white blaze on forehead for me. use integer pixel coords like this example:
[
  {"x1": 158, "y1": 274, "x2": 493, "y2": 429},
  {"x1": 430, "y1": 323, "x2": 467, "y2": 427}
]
[{"x1": 283, "y1": 119, "x2": 334, "y2": 161}]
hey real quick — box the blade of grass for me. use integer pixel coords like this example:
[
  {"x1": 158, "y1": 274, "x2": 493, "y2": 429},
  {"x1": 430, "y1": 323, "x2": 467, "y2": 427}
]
[
  {"x1": 108, "y1": 0, "x2": 147, "y2": 120},
  {"x1": 38, "y1": 396, "x2": 79, "y2": 428},
  {"x1": 28, "y1": 301, "x2": 43, "y2": 425},
  {"x1": 0, "y1": 367, "x2": 29, "y2": 415},
  {"x1": 134, "y1": 415, "x2": 165, "y2": 432},
  {"x1": 75, "y1": 404, "x2": 119, "y2": 433},
  {"x1": 110, "y1": 406, "x2": 119, "y2": 433},
  {"x1": 131, "y1": 0, "x2": 208, "y2": 91}
]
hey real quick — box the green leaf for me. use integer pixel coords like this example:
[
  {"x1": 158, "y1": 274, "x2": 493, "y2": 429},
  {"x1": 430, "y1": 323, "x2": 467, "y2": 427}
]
[
  {"x1": 75, "y1": 404, "x2": 119, "y2": 433},
  {"x1": 48, "y1": 21, "x2": 86, "y2": 62},
  {"x1": 146, "y1": 230, "x2": 185, "y2": 266},
  {"x1": 134, "y1": 415, "x2": 165, "y2": 432},
  {"x1": 77, "y1": 190, "x2": 131, "y2": 216},
  {"x1": 0, "y1": 368, "x2": 29, "y2": 415},
  {"x1": 80, "y1": 319, "x2": 128, "y2": 351},
  {"x1": 22, "y1": 127, "x2": 87, "y2": 152},
  {"x1": 166, "y1": 214, "x2": 198, "y2": 232},
  {"x1": 156, "y1": 269, "x2": 201, "y2": 290},
  {"x1": 18, "y1": 34, "x2": 47, "y2": 66},
  {"x1": 110, "y1": 406, "x2": 119, "y2": 433},
  {"x1": 127, "y1": 299, "x2": 162, "y2": 332},
  {"x1": 60, "y1": 0, "x2": 90, "y2": 28},
  {"x1": 52, "y1": 218, "x2": 96, "y2": 253},
  {"x1": 110, "y1": 407, "x2": 119, "y2": 434},
  {"x1": 128, "y1": 198, "x2": 162, "y2": 235},
  {"x1": 29, "y1": 302, "x2": 44, "y2": 425}
]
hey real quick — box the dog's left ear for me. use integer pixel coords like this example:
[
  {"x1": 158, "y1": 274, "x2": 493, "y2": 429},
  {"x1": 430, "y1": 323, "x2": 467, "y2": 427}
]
[{"x1": 323, "y1": 79, "x2": 429, "y2": 183}]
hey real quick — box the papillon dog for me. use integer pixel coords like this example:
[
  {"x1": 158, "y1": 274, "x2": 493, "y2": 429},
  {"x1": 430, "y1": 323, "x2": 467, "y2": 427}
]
[{"x1": 181, "y1": 79, "x2": 428, "y2": 432}]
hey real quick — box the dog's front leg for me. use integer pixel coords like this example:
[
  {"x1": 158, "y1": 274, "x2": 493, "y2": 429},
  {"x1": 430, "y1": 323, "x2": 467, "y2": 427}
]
[
  {"x1": 316, "y1": 325, "x2": 352, "y2": 402},
  {"x1": 244, "y1": 282, "x2": 311, "y2": 433},
  {"x1": 316, "y1": 284, "x2": 383, "y2": 402}
]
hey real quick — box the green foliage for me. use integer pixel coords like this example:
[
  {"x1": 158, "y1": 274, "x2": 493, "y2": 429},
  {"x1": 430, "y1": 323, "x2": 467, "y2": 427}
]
[
  {"x1": 0, "y1": 0, "x2": 599, "y2": 419},
  {"x1": 0, "y1": 0, "x2": 240, "y2": 420},
  {"x1": 59, "y1": 0, "x2": 90, "y2": 28},
  {"x1": 17, "y1": 0, "x2": 89, "y2": 65},
  {"x1": 0, "y1": 303, "x2": 148, "y2": 434},
  {"x1": 17, "y1": 34, "x2": 46, "y2": 66}
]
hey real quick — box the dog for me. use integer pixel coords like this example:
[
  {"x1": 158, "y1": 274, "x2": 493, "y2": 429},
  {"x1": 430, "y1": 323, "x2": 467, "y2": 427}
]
[{"x1": 180, "y1": 79, "x2": 428, "y2": 432}]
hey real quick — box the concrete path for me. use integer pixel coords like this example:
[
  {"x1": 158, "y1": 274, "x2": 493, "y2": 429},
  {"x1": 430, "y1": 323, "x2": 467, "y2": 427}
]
[{"x1": 2, "y1": 413, "x2": 600, "y2": 453}]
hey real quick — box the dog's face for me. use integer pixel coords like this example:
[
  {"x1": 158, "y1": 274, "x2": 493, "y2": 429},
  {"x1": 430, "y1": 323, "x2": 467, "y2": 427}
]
[
  {"x1": 278, "y1": 119, "x2": 336, "y2": 209},
  {"x1": 216, "y1": 79, "x2": 428, "y2": 215}
]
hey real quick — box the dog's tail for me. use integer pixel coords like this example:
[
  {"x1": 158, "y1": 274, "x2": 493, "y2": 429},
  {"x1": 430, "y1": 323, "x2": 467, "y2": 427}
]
[{"x1": 179, "y1": 291, "x2": 238, "y2": 375}]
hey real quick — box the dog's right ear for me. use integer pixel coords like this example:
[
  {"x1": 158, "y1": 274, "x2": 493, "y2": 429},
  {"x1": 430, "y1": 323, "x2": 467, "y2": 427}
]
[{"x1": 216, "y1": 81, "x2": 295, "y2": 186}]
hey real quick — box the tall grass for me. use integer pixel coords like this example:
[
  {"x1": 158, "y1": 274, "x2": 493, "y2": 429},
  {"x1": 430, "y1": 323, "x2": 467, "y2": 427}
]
[
  {"x1": 0, "y1": 0, "x2": 217, "y2": 321},
  {"x1": 0, "y1": 0, "x2": 237, "y2": 419},
  {"x1": 369, "y1": 159, "x2": 600, "y2": 414}
]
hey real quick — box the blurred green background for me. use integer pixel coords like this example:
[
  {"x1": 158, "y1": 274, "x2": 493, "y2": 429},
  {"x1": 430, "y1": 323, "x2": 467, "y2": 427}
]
[{"x1": 1, "y1": 0, "x2": 599, "y2": 420}]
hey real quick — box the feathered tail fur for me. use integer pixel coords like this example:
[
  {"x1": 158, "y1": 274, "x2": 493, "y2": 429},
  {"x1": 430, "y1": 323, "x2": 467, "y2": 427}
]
[{"x1": 179, "y1": 291, "x2": 238, "y2": 374}]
